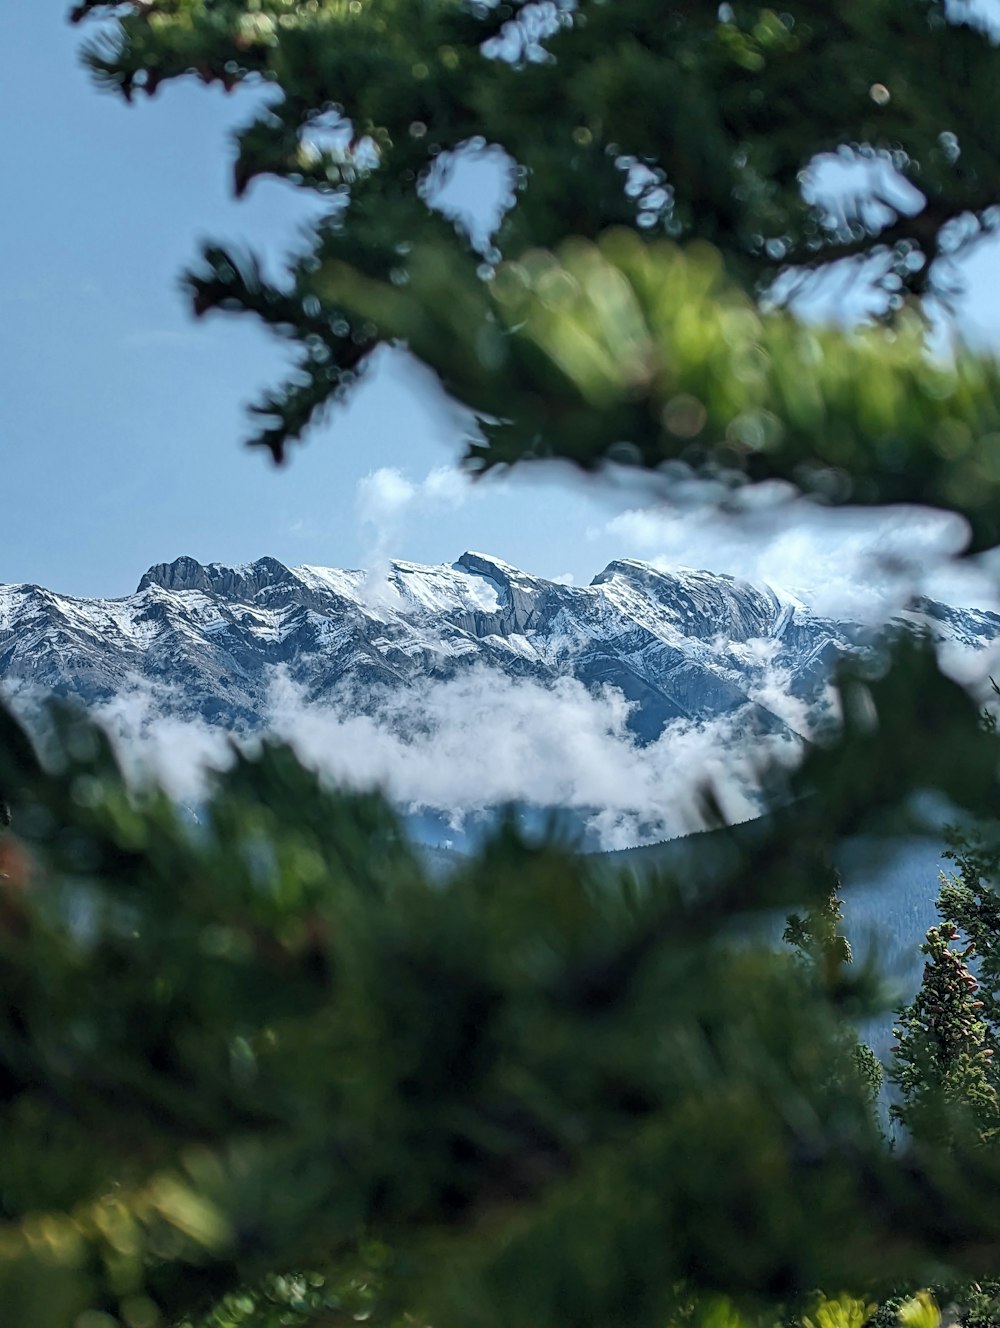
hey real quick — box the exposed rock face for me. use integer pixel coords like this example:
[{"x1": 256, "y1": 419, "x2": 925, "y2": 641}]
[
  {"x1": 136, "y1": 555, "x2": 297, "y2": 600},
  {"x1": 1, "y1": 552, "x2": 997, "y2": 744}
]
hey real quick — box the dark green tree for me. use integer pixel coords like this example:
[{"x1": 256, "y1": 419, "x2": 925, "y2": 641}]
[
  {"x1": 784, "y1": 879, "x2": 854, "y2": 981},
  {"x1": 885, "y1": 864, "x2": 1000, "y2": 1328},
  {"x1": 890, "y1": 921, "x2": 999, "y2": 1147},
  {"x1": 785, "y1": 878, "x2": 883, "y2": 1106},
  {"x1": 938, "y1": 829, "x2": 1000, "y2": 1027}
]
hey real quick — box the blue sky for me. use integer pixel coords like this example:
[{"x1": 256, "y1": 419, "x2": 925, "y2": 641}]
[{"x1": 4, "y1": 2, "x2": 1000, "y2": 617}]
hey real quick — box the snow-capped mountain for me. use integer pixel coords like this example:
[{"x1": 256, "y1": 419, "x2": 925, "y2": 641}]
[{"x1": 2, "y1": 550, "x2": 998, "y2": 745}]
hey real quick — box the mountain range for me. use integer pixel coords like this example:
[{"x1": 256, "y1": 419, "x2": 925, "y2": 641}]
[{"x1": 4, "y1": 550, "x2": 998, "y2": 751}]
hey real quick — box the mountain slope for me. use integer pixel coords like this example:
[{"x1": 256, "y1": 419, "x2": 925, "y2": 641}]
[{"x1": 2, "y1": 552, "x2": 997, "y2": 747}]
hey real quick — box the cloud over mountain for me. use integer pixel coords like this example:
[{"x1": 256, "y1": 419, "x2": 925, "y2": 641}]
[{"x1": 2, "y1": 551, "x2": 998, "y2": 847}]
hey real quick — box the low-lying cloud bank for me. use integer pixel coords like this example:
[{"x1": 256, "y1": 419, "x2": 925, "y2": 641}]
[
  {"x1": 4, "y1": 666, "x2": 806, "y2": 851},
  {"x1": 264, "y1": 669, "x2": 802, "y2": 848}
]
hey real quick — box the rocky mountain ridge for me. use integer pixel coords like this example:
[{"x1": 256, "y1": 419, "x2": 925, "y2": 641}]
[{"x1": 2, "y1": 551, "x2": 998, "y2": 747}]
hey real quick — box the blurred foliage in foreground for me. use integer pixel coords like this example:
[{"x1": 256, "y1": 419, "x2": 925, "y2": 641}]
[
  {"x1": 71, "y1": 0, "x2": 1000, "y2": 546},
  {"x1": 6, "y1": 648, "x2": 1000, "y2": 1326},
  {"x1": 14, "y1": 0, "x2": 1000, "y2": 1322}
]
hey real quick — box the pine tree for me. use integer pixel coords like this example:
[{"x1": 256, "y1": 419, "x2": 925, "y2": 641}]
[
  {"x1": 885, "y1": 916, "x2": 1000, "y2": 1328},
  {"x1": 885, "y1": 829, "x2": 1000, "y2": 1328},
  {"x1": 785, "y1": 877, "x2": 884, "y2": 1106},
  {"x1": 891, "y1": 922, "x2": 998, "y2": 1147},
  {"x1": 784, "y1": 878, "x2": 854, "y2": 982},
  {"x1": 938, "y1": 830, "x2": 1000, "y2": 1028}
]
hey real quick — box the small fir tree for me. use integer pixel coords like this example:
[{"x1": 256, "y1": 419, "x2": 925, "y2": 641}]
[
  {"x1": 785, "y1": 878, "x2": 883, "y2": 1105},
  {"x1": 891, "y1": 923, "x2": 998, "y2": 1146},
  {"x1": 938, "y1": 830, "x2": 1000, "y2": 1029}
]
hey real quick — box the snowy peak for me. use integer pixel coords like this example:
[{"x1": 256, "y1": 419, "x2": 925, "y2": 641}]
[
  {"x1": 457, "y1": 550, "x2": 538, "y2": 586},
  {"x1": 592, "y1": 560, "x2": 800, "y2": 644},
  {"x1": 377, "y1": 559, "x2": 504, "y2": 620},
  {"x1": 137, "y1": 555, "x2": 295, "y2": 600},
  {"x1": 454, "y1": 550, "x2": 554, "y2": 633},
  {"x1": 294, "y1": 563, "x2": 367, "y2": 602}
]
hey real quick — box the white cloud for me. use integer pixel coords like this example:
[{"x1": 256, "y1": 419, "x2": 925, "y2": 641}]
[
  {"x1": 744, "y1": 654, "x2": 838, "y2": 739},
  {"x1": 0, "y1": 677, "x2": 232, "y2": 806},
  {"x1": 89, "y1": 683, "x2": 233, "y2": 802},
  {"x1": 356, "y1": 464, "x2": 479, "y2": 592},
  {"x1": 357, "y1": 467, "x2": 417, "y2": 526},
  {"x1": 261, "y1": 667, "x2": 800, "y2": 850},
  {"x1": 4, "y1": 667, "x2": 803, "y2": 852},
  {"x1": 599, "y1": 497, "x2": 970, "y2": 622},
  {"x1": 357, "y1": 464, "x2": 473, "y2": 528}
]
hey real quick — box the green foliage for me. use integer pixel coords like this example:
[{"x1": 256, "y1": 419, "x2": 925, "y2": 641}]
[
  {"x1": 784, "y1": 880, "x2": 854, "y2": 977},
  {"x1": 955, "y1": 1282, "x2": 1000, "y2": 1328},
  {"x1": 800, "y1": 1292, "x2": 878, "y2": 1328},
  {"x1": 175, "y1": 1250, "x2": 402, "y2": 1328},
  {"x1": 317, "y1": 229, "x2": 1000, "y2": 546},
  {"x1": 896, "y1": 1292, "x2": 942, "y2": 1328},
  {"x1": 69, "y1": 0, "x2": 1000, "y2": 547},
  {"x1": 5, "y1": 649, "x2": 1000, "y2": 1323},
  {"x1": 938, "y1": 828, "x2": 1000, "y2": 1026},
  {"x1": 15, "y1": 0, "x2": 1000, "y2": 1323},
  {"x1": 890, "y1": 922, "x2": 999, "y2": 1145},
  {"x1": 784, "y1": 882, "x2": 883, "y2": 1104}
]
